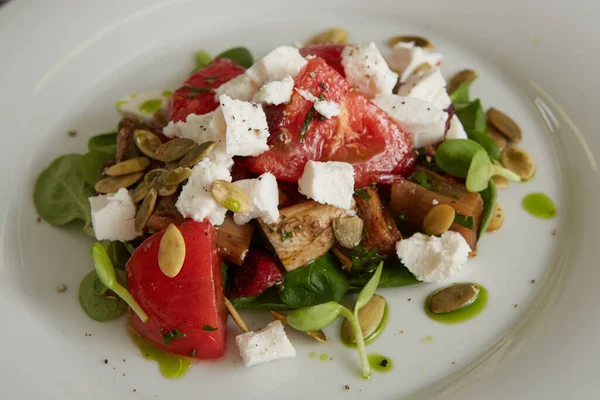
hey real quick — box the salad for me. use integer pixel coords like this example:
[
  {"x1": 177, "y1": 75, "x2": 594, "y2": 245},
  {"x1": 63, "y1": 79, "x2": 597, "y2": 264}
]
[{"x1": 34, "y1": 28, "x2": 548, "y2": 380}]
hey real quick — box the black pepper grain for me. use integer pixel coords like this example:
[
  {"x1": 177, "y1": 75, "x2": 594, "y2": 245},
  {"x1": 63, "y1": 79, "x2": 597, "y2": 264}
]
[{"x1": 380, "y1": 359, "x2": 389, "y2": 368}]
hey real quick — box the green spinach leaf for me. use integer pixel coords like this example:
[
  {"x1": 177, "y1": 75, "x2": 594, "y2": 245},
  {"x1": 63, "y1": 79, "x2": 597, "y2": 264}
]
[
  {"x1": 279, "y1": 254, "x2": 349, "y2": 308},
  {"x1": 479, "y1": 179, "x2": 498, "y2": 237},
  {"x1": 217, "y1": 47, "x2": 254, "y2": 69},
  {"x1": 193, "y1": 50, "x2": 212, "y2": 72},
  {"x1": 229, "y1": 287, "x2": 289, "y2": 311},
  {"x1": 78, "y1": 269, "x2": 128, "y2": 322},
  {"x1": 450, "y1": 75, "x2": 476, "y2": 105},
  {"x1": 349, "y1": 258, "x2": 420, "y2": 291},
  {"x1": 79, "y1": 132, "x2": 118, "y2": 186},
  {"x1": 34, "y1": 154, "x2": 95, "y2": 227},
  {"x1": 87, "y1": 132, "x2": 117, "y2": 153},
  {"x1": 454, "y1": 99, "x2": 500, "y2": 160},
  {"x1": 435, "y1": 139, "x2": 485, "y2": 178}
]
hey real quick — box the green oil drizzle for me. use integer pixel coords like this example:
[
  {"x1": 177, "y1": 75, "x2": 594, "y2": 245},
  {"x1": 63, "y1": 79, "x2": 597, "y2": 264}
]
[
  {"x1": 130, "y1": 333, "x2": 191, "y2": 379},
  {"x1": 420, "y1": 336, "x2": 433, "y2": 343},
  {"x1": 309, "y1": 352, "x2": 316, "y2": 359},
  {"x1": 522, "y1": 193, "x2": 557, "y2": 219},
  {"x1": 319, "y1": 353, "x2": 330, "y2": 361},
  {"x1": 341, "y1": 302, "x2": 389, "y2": 348},
  {"x1": 424, "y1": 284, "x2": 488, "y2": 324},
  {"x1": 368, "y1": 353, "x2": 393, "y2": 373},
  {"x1": 139, "y1": 99, "x2": 163, "y2": 114}
]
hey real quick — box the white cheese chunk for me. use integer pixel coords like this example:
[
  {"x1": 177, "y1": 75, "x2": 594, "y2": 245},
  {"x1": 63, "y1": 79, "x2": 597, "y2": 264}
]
[
  {"x1": 446, "y1": 114, "x2": 468, "y2": 140},
  {"x1": 89, "y1": 188, "x2": 139, "y2": 241},
  {"x1": 373, "y1": 94, "x2": 448, "y2": 148},
  {"x1": 295, "y1": 89, "x2": 341, "y2": 119},
  {"x1": 396, "y1": 68, "x2": 451, "y2": 110},
  {"x1": 252, "y1": 75, "x2": 295, "y2": 105},
  {"x1": 341, "y1": 42, "x2": 398, "y2": 98},
  {"x1": 175, "y1": 158, "x2": 231, "y2": 226},
  {"x1": 386, "y1": 42, "x2": 443, "y2": 83},
  {"x1": 116, "y1": 90, "x2": 171, "y2": 123},
  {"x1": 246, "y1": 46, "x2": 307, "y2": 87},
  {"x1": 236, "y1": 320, "x2": 296, "y2": 367},
  {"x1": 396, "y1": 232, "x2": 471, "y2": 283},
  {"x1": 298, "y1": 160, "x2": 355, "y2": 209},
  {"x1": 163, "y1": 109, "x2": 234, "y2": 170},
  {"x1": 233, "y1": 172, "x2": 279, "y2": 225},
  {"x1": 219, "y1": 94, "x2": 270, "y2": 157},
  {"x1": 214, "y1": 74, "x2": 259, "y2": 102}
]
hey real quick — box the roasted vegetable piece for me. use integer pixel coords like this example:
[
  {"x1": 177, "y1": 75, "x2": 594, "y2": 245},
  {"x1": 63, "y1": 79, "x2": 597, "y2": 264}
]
[
  {"x1": 127, "y1": 220, "x2": 227, "y2": 360},
  {"x1": 146, "y1": 195, "x2": 186, "y2": 233},
  {"x1": 229, "y1": 250, "x2": 284, "y2": 298},
  {"x1": 215, "y1": 215, "x2": 254, "y2": 266},
  {"x1": 354, "y1": 188, "x2": 401, "y2": 255},
  {"x1": 389, "y1": 167, "x2": 483, "y2": 251},
  {"x1": 259, "y1": 200, "x2": 350, "y2": 271},
  {"x1": 116, "y1": 117, "x2": 167, "y2": 163}
]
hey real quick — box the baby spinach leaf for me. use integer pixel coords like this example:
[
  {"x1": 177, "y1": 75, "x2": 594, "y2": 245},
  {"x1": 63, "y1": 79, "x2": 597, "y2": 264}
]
[
  {"x1": 450, "y1": 75, "x2": 476, "y2": 105},
  {"x1": 468, "y1": 130, "x2": 501, "y2": 160},
  {"x1": 454, "y1": 99, "x2": 500, "y2": 160},
  {"x1": 229, "y1": 287, "x2": 289, "y2": 311},
  {"x1": 78, "y1": 270, "x2": 128, "y2": 322},
  {"x1": 479, "y1": 179, "x2": 498, "y2": 237},
  {"x1": 349, "y1": 259, "x2": 420, "y2": 291},
  {"x1": 34, "y1": 154, "x2": 95, "y2": 227},
  {"x1": 193, "y1": 50, "x2": 212, "y2": 72},
  {"x1": 435, "y1": 139, "x2": 484, "y2": 178},
  {"x1": 88, "y1": 132, "x2": 117, "y2": 154},
  {"x1": 79, "y1": 151, "x2": 113, "y2": 186},
  {"x1": 217, "y1": 47, "x2": 254, "y2": 68},
  {"x1": 287, "y1": 302, "x2": 344, "y2": 331},
  {"x1": 279, "y1": 254, "x2": 349, "y2": 308}
]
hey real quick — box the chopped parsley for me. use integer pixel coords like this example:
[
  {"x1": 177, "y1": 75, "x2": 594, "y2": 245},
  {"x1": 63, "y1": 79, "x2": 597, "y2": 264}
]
[
  {"x1": 182, "y1": 86, "x2": 213, "y2": 93},
  {"x1": 162, "y1": 329, "x2": 186, "y2": 345},
  {"x1": 300, "y1": 107, "x2": 315, "y2": 142},
  {"x1": 454, "y1": 213, "x2": 474, "y2": 230},
  {"x1": 350, "y1": 244, "x2": 385, "y2": 274},
  {"x1": 281, "y1": 231, "x2": 294, "y2": 241},
  {"x1": 203, "y1": 76, "x2": 220, "y2": 82},
  {"x1": 354, "y1": 189, "x2": 372, "y2": 200},
  {"x1": 202, "y1": 324, "x2": 218, "y2": 332},
  {"x1": 411, "y1": 170, "x2": 434, "y2": 191}
]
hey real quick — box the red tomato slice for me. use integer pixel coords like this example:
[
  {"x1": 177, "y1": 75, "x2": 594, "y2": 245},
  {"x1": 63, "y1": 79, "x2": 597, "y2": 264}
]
[
  {"x1": 246, "y1": 57, "x2": 416, "y2": 187},
  {"x1": 169, "y1": 58, "x2": 246, "y2": 123},
  {"x1": 299, "y1": 44, "x2": 346, "y2": 76},
  {"x1": 127, "y1": 220, "x2": 227, "y2": 360}
]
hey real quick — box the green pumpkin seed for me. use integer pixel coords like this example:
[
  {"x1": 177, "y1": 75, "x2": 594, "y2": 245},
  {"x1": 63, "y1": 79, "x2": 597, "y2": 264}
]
[
  {"x1": 95, "y1": 172, "x2": 144, "y2": 194},
  {"x1": 105, "y1": 157, "x2": 150, "y2": 177},
  {"x1": 307, "y1": 27, "x2": 349, "y2": 45},
  {"x1": 165, "y1": 160, "x2": 181, "y2": 170},
  {"x1": 134, "y1": 130, "x2": 162, "y2": 159},
  {"x1": 179, "y1": 141, "x2": 216, "y2": 168},
  {"x1": 429, "y1": 283, "x2": 480, "y2": 314},
  {"x1": 332, "y1": 216, "x2": 364, "y2": 249},
  {"x1": 388, "y1": 35, "x2": 434, "y2": 49},
  {"x1": 134, "y1": 188, "x2": 157, "y2": 232},
  {"x1": 211, "y1": 180, "x2": 252, "y2": 213},
  {"x1": 500, "y1": 145, "x2": 535, "y2": 180},
  {"x1": 161, "y1": 167, "x2": 192, "y2": 186},
  {"x1": 131, "y1": 181, "x2": 150, "y2": 203},
  {"x1": 448, "y1": 69, "x2": 477, "y2": 94},
  {"x1": 487, "y1": 108, "x2": 523, "y2": 142},
  {"x1": 342, "y1": 294, "x2": 387, "y2": 343},
  {"x1": 155, "y1": 138, "x2": 197, "y2": 162},
  {"x1": 157, "y1": 184, "x2": 178, "y2": 197},
  {"x1": 144, "y1": 169, "x2": 167, "y2": 186},
  {"x1": 158, "y1": 224, "x2": 186, "y2": 278}
]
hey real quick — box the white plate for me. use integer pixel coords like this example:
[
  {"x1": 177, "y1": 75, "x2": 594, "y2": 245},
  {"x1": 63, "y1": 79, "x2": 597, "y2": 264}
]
[{"x1": 1, "y1": 1, "x2": 598, "y2": 399}]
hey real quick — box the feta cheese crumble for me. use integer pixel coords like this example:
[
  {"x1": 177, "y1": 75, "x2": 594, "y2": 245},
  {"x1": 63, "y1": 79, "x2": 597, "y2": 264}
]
[
  {"x1": 295, "y1": 89, "x2": 341, "y2": 119},
  {"x1": 175, "y1": 158, "x2": 232, "y2": 226},
  {"x1": 396, "y1": 68, "x2": 451, "y2": 110},
  {"x1": 116, "y1": 90, "x2": 171, "y2": 123},
  {"x1": 298, "y1": 160, "x2": 355, "y2": 209},
  {"x1": 252, "y1": 75, "x2": 295, "y2": 105},
  {"x1": 214, "y1": 74, "x2": 259, "y2": 102},
  {"x1": 219, "y1": 94, "x2": 270, "y2": 157},
  {"x1": 373, "y1": 94, "x2": 448, "y2": 148},
  {"x1": 246, "y1": 46, "x2": 307, "y2": 87},
  {"x1": 89, "y1": 188, "x2": 139, "y2": 241},
  {"x1": 235, "y1": 320, "x2": 296, "y2": 367},
  {"x1": 233, "y1": 172, "x2": 280, "y2": 225},
  {"x1": 445, "y1": 114, "x2": 468, "y2": 140},
  {"x1": 386, "y1": 42, "x2": 443, "y2": 83},
  {"x1": 396, "y1": 232, "x2": 471, "y2": 283},
  {"x1": 341, "y1": 42, "x2": 398, "y2": 98}
]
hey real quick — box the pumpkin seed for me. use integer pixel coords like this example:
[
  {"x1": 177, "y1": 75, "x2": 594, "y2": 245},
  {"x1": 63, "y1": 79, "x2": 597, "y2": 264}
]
[
  {"x1": 332, "y1": 216, "x2": 364, "y2": 249},
  {"x1": 429, "y1": 283, "x2": 480, "y2": 314},
  {"x1": 95, "y1": 172, "x2": 144, "y2": 193},
  {"x1": 134, "y1": 188, "x2": 157, "y2": 232},
  {"x1": 423, "y1": 204, "x2": 456, "y2": 236},
  {"x1": 448, "y1": 69, "x2": 477, "y2": 94},
  {"x1": 158, "y1": 224, "x2": 186, "y2": 278},
  {"x1": 500, "y1": 145, "x2": 536, "y2": 180},
  {"x1": 487, "y1": 108, "x2": 522, "y2": 142},
  {"x1": 492, "y1": 175, "x2": 509, "y2": 189},
  {"x1": 411, "y1": 62, "x2": 432, "y2": 76},
  {"x1": 161, "y1": 167, "x2": 192, "y2": 187},
  {"x1": 165, "y1": 160, "x2": 181, "y2": 170},
  {"x1": 224, "y1": 297, "x2": 249, "y2": 333},
  {"x1": 134, "y1": 129, "x2": 162, "y2": 159},
  {"x1": 211, "y1": 180, "x2": 252, "y2": 213},
  {"x1": 157, "y1": 184, "x2": 178, "y2": 197},
  {"x1": 270, "y1": 311, "x2": 327, "y2": 343},
  {"x1": 179, "y1": 141, "x2": 216, "y2": 168},
  {"x1": 105, "y1": 157, "x2": 150, "y2": 177},
  {"x1": 131, "y1": 181, "x2": 150, "y2": 203},
  {"x1": 342, "y1": 294, "x2": 387, "y2": 343},
  {"x1": 155, "y1": 138, "x2": 197, "y2": 162},
  {"x1": 144, "y1": 168, "x2": 167, "y2": 187},
  {"x1": 486, "y1": 203, "x2": 504, "y2": 232},
  {"x1": 487, "y1": 125, "x2": 508, "y2": 152},
  {"x1": 307, "y1": 27, "x2": 349, "y2": 45},
  {"x1": 388, "y1": 35, "x2": 433, "y2": 49}
]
